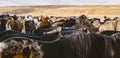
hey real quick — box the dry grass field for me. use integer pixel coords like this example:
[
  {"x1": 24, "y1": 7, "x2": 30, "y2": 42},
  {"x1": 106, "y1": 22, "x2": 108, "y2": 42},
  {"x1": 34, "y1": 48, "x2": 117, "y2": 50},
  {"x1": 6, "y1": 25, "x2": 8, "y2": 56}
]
[{"x1": 0, "y1": 5, "x2": 120, "y2": 18}]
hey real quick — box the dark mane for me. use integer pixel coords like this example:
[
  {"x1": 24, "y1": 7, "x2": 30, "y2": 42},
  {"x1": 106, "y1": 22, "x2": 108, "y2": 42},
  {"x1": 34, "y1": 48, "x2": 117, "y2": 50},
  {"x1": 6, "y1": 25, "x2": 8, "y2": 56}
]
[
  {"x1": 0, "y1": 19, "x2": 7, "y2": 32},
  {"x1": 60, "y1": 31, "x2": 91, "y2": 58},
  {"x1": 58, "y1": 30, "x2": 113, "y2": 58}
]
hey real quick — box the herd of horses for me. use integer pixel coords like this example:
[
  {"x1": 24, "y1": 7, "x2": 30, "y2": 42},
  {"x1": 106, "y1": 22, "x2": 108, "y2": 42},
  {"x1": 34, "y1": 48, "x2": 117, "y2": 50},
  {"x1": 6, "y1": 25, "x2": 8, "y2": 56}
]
[{"x1": 0, "y1": 14, "x2": 120, "y2": 58}]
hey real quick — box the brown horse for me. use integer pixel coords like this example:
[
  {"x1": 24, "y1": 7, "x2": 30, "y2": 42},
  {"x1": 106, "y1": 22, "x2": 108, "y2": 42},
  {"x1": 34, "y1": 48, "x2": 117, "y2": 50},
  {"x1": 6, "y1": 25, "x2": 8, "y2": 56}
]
[
  {"x1": 6, "y1": 19, "x2": 23, "y2": 32},
  {"x1": 77, "y1": 15, "x2": 94, "y2": 28},
  {"x1": 21, "y1": 19, "x2": 36, "y2": 34},
  {"x1": 36, "y1": 16, "x2": 51, "y2": 29},
  {"x1": 76, "y1": 15, "x2": 99, "y2": 32}
]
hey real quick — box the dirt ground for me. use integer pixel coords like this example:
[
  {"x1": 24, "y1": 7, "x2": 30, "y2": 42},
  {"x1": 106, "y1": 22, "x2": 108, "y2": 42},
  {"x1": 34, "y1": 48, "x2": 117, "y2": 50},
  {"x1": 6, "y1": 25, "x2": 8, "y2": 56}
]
[{"x1": 0, "y1": 5, "x2": 120, "y2": 18}]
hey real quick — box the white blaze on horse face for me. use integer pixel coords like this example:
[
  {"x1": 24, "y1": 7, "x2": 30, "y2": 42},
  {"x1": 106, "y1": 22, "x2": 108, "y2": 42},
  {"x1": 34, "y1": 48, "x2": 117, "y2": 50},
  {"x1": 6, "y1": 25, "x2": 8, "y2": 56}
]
[{"x1": 0, "y1": 42, "x2": 8, "y2": 52}]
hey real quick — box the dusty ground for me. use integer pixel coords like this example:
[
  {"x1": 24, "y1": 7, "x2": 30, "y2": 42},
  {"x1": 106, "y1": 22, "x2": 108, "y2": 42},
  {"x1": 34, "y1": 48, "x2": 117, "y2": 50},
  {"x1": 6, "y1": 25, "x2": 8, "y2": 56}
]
[{"x1": 0, "y1": 5, "x2": 120, "y2": 18}]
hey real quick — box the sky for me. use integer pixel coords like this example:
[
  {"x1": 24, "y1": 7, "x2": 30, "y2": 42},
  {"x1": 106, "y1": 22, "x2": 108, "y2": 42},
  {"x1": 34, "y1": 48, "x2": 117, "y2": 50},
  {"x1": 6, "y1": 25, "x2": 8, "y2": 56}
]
[{"x1": 0, "y1": 0, "x2": 120, "y2": 6}]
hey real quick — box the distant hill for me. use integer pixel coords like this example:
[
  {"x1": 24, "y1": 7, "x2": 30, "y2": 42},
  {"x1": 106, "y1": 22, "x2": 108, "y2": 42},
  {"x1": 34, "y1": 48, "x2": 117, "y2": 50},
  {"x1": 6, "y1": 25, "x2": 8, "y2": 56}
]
[{"x1": 0, "y1": 5, "x2": 120, "y2": 17}]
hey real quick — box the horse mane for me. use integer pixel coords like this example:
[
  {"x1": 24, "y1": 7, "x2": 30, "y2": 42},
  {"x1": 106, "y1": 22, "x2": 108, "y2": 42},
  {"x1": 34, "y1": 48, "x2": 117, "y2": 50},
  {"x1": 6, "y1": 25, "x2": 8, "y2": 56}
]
[
  {"x1": 60, "y1": 31, "x2": 91, "y2": 58},
  {"x1": 60, "y1": 30, "x2": 114, "y2": 58},
  {"x1": 0, "y1": 19, "x2": 7, "y2": 32}
]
